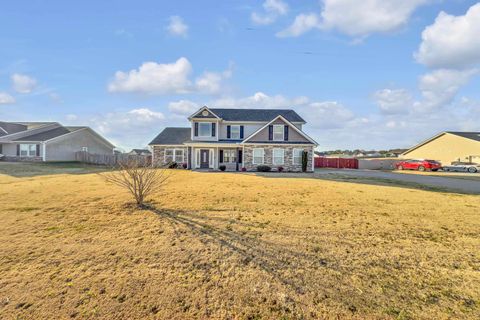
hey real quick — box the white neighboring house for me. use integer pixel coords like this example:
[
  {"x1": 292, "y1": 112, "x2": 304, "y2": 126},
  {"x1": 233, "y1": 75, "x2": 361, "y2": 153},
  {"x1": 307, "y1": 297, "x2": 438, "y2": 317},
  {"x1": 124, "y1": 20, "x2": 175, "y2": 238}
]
[{"x1": 0, "y1": 121, "x2": 114, "y2": 162}]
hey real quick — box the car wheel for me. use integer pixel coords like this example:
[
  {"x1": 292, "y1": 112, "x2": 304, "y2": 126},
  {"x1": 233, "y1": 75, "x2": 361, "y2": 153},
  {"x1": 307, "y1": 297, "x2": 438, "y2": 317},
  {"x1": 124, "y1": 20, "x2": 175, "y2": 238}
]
[
  {"x1": 432, "y1": 169, "x2": 438, "y2": 172},
  {"x1": 468, "y1": 167, "x2": 477, "y2": 173},
  {"x1": 418, "y1": 166, "x2": 425, "y2": 172},
  {"x1": 397, "y1": 165, "x2": 403, "y2": 170},
  {"x1": 443, "y1": 168, "x2": 448, "y2": 172}
]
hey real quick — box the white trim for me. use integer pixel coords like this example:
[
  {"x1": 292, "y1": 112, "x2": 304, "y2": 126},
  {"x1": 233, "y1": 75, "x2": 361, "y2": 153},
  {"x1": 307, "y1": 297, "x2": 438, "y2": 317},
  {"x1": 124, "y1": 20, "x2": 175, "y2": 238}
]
[
  {"x1": 0, "y1": 127, "x2": 7, "y2": 135},
  {"x1": 188, "y1": 106, "x2": 221, "y2": 120},
  {"x1": 197, "y1": 122, "x2": 213, "y2": 138},
  {"x1": 241, "y1": 115, "x2": 318, "y2": 145},
  {"x1": 229, "y1": 125, "x2": 241, "y2": 140},
  {"x1": 0, "y1": 122, "x2": 60, "y2": 141},
  {"x1": 42, "y1": 142, "x2": 46, "y2": 161},
  {"x1": 272, "y1": 148, "x2": 284, "y2": 165},
  {"x1": 164, "y1": 148, "x2": 185, "y2": 164},
  {"x1": 252, "y1": 148, "x2": 264, "y2": 165}
]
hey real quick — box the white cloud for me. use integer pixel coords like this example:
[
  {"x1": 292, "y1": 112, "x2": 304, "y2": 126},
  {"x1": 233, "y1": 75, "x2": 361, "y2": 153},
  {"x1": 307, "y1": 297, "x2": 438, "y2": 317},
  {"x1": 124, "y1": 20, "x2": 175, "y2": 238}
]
[
  {"x1": 11, "y1": 73, "x2": 37, "y2": 93},
  {"x1": 276, "y1": 13, "x2": 320, "y2": 37},
  {"x1": 89, "y1": 108, "x2": 167, "y2": 149},
  {"x1": 166, "y1": 16, "x2": 188, "y2": 37},
  {"x1": 0, "y1": 92, "x2": 15, "y2": 104},
  {"x1": 251, "y1": 0, "x2": 289, "y2": 25},
  {"x1": 415, "y1": 68, "x2": 478, "y2": 111},
  {"x1": 168, "y1": 100, "x2": 199, "y2": 116},
  {"x1": 213, "y1": 91, "x2": 309, "y2": 109},
  {"x1": 415, "y1": 3, "x2": 480, "y2": 69},
  {"x1": 279, "y1": 0, "x2": 427, "y2": 38},
  {"x1": 108, "y1": 57, "x2": 232, "y2": 95},
  {"x1": 374, "y1": 88, "x2": 413, "y2": 114},
  {"x1": 304, "y1": 101, "x2": 355, "y2": 129}
]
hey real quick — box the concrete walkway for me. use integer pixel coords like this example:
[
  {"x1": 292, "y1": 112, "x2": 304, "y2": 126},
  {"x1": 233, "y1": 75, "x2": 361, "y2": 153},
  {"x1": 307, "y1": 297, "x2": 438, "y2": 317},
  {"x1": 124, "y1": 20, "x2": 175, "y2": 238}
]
[{"x1": 314, "y1": 169, "x2": 480, "y2": 194}]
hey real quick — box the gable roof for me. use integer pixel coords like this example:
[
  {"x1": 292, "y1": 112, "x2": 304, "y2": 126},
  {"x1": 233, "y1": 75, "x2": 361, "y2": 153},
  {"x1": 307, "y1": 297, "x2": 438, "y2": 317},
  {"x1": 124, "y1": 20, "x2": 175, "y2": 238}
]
[
  {"x1": 208, "y1": 108, "x2": 305, "y2": 123},
  {"x1": 242, "y1": 115, "x2": 317, "y2": 145},
  {"x1": 0, "y1": 121, "x2": 28, "y2": 136},
  {"x1": 402, "y1": 131, "x2": 480, "y2": 156},
  {"x1": 149, "y1": 127, "x2": 192, "y2": 145},
  {"x1": 13, "y1": 126, "x2": 85, "y2": 142},
  {"x1": 447, "y1": 131, "x2": 480, "y2": 142}
]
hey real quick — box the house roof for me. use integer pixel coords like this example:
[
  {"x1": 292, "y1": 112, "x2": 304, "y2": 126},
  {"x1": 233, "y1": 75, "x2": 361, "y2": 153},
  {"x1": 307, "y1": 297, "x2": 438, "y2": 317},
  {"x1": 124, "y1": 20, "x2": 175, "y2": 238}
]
[
  {"x1": 0, "y1": 121, "x2": 28, "y2": 136},
  {"x1": 203, "y1": 108, "x2": 306, "y2": 123},
  {"x1": 13, "y1": 126, "x2": 85, "y2": 142},
  {"x1": 149, "y1": 127, "x2": 192, "y2": 145},
  {"x1": 447, "y1": 131, "x2": 480, "y2": 142}
]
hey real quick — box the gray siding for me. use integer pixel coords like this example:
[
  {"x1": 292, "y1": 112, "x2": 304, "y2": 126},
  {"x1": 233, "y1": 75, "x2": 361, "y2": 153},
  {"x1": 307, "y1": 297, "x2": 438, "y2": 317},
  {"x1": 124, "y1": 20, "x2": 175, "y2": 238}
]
[
  {"x1": 248, "y1": 118, "x2": 310, "y2": 143},
  {"x1": 45, "y1": 129, "x2": 113, "y2": 161}
]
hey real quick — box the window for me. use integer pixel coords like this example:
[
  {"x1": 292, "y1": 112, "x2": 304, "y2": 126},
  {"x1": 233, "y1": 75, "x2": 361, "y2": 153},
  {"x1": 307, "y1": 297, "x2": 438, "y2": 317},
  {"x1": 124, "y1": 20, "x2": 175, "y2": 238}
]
[
  {"x1": 20, "y1": 144, "x2": 36, "y2": 157},
  {"x1": 223, "y1": 150, "x2": 236, "y2": 163},
  {"x1": 165, "y1": 149, "x2": 184, "y2": 163},
  {"x1": 198, "y1": 122, "x2": 212, "y2": 137},
  {"x1": 273, "y1": 149, "x2": 284, "y2": 165},
  {"x1": 230, "y1": 125, "x2": 240, "y2": 139},
  {"x1": 293, "y1": 149, "x2": 303, "y2": 165},
  {"x1": 174, "y1": 149, "x2": 184, "y2": 163},
  {"x1": 273, "y1": 125, "x2": 284, "y2": 141},
  {"x1": 81, "y1": 147, "x2": 88, "y2": 152},
  {"x1": 253, "y1": 148, "x2": 264, "y2": 164}
]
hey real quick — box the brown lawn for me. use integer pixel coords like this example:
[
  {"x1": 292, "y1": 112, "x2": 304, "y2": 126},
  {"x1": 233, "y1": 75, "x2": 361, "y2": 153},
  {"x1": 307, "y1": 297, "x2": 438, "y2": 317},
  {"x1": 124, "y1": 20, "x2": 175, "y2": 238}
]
[{"x1": 0, "y1": 163, "x2": 479, "y2": 319}]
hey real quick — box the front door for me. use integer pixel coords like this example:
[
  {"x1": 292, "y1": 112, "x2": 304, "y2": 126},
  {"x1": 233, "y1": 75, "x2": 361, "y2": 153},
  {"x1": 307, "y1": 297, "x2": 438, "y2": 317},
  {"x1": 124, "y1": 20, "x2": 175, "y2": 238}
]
[{"x1": 200, "y1": 149, "x2": 209, "y2": 168}]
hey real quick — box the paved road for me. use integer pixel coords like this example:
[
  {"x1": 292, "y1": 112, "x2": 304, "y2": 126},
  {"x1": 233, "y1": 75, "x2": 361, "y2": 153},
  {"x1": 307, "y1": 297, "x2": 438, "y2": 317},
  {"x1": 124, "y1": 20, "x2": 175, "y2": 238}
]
[{"x1": 314, "y1": 169, "x2": 480, "y2": 194}]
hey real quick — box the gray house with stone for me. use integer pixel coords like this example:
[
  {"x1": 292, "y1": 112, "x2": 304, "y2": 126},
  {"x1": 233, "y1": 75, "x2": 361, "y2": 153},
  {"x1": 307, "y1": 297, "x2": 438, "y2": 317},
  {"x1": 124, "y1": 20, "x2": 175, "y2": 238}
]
[
  {"x1": 149, "y1": 106, "x2": 317, "y2": 172},
  {"x1": 0, "y1": 121, "x2": 114, "y2": 162}
]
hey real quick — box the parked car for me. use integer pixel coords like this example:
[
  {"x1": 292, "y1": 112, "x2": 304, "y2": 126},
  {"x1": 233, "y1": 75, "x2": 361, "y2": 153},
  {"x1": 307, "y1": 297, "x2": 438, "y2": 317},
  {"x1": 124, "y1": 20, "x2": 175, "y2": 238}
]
[
  {"x1": 442, "y1": 162, "x2": 480, "y2": 173},
  {"x1": 395, "y1": 159, "x2": 442, "y2": 171}
]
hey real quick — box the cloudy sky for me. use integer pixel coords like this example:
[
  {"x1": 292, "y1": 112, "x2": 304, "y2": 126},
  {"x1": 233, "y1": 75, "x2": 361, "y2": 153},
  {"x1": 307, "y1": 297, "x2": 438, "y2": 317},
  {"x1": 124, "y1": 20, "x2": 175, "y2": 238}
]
[{"x1": 1, "y1": 0, "x2": 480, "y2": 151}]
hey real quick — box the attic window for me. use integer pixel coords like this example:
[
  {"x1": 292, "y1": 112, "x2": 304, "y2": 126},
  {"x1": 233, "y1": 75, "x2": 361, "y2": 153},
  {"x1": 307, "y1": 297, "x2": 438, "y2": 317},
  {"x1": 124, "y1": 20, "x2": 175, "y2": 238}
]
[{"x1": 202, "y1": 110, "x2": 209, "y2": 116}]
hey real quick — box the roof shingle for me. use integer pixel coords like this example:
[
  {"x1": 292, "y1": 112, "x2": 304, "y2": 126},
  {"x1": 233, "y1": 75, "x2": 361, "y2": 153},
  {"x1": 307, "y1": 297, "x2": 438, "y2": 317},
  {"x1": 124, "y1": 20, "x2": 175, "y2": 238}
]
[
  {"x1": 206, "y1": 108, "x2": 305, "y2": 123},
  {"x1": 149, "y1": 127, "x2": 191, "y2": 145}
]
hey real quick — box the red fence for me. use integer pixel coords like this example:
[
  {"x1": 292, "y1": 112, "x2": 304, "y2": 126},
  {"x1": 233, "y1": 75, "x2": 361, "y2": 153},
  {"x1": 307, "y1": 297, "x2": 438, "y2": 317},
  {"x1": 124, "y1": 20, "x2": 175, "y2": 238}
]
[{"x1": 314, "y1": 157, "x2": 359, "y2": 169}]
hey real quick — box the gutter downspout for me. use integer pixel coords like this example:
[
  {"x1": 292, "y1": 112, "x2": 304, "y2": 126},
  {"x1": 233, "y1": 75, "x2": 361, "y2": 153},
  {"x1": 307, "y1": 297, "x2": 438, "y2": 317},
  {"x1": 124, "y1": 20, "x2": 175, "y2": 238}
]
[{"x1": 42, "y1": 142, "x2": 46, "y2": 162}]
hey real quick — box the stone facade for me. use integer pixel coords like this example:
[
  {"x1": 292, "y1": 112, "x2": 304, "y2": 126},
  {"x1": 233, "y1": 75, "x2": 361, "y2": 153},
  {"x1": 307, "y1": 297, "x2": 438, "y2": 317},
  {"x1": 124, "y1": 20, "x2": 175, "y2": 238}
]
[
  {"x1": 152, "y1": 146, "x2": 189, "y2": 168},
  {"x1": 243, "y1": 145, "x2": 313, "y2": 172}
]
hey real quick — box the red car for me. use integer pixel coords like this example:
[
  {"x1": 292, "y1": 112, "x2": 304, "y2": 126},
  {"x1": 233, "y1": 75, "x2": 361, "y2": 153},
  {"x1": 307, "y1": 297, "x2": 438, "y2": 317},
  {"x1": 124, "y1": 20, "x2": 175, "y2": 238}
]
[{"x1": 395, "y1": 159, "x2": 442, "y2": 171}]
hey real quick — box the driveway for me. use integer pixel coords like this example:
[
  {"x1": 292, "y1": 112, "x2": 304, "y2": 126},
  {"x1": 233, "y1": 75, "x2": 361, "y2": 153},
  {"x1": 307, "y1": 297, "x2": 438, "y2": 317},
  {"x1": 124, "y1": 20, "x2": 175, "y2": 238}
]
[{"x1": 314, "y1": 169, "x2": 480, "y2": 194}]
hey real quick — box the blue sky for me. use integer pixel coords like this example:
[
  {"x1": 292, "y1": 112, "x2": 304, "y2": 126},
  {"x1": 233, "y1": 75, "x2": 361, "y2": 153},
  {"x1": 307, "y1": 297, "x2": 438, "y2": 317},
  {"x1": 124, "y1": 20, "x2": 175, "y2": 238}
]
[{"x1": 1, "y1": 0, "x2": 480, "y2": 151}]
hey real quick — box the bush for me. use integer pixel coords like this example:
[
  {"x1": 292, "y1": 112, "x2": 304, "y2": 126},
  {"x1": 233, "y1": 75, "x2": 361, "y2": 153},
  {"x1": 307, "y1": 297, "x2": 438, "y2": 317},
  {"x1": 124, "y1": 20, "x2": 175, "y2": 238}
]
[
  {"x1": 182, "y1": 162, "x2": 187, "y2": 169},
  {"x1": 168, "y1": 161, "x2": 178, "y2": 169},
  {"x1": 241, "y1": 167, "x2": 247, "y2": 172},
  {"x1": 219, "y1": 165, "x2": 226, "y2": 171},
  {"x1": 257, "y1": 165, "x2": 271, "y2": 172},
  {"x1": 277, "y1": 166, "x2": 284, "y2": 172}
]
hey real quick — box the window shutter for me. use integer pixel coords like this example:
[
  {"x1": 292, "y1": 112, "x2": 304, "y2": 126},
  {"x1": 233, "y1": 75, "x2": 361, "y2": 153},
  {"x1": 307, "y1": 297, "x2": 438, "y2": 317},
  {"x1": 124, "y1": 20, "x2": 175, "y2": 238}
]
[
  {"x1": 227, "y1": 125, "x2": 231, "y2": 139},
  {"x1": 240, "y1": 126, "x2": 244, "y2": 139},
  {"x1": 194, "y1": 122, "x2": 198, "y2": 136},
  {"x1": 212, "y1": 123, "x2": 216, "y2": 137},
  {"x1": 268, "y1": 125, "x2": 273, "y2": 140},
  {"x1": 16, "y1": 144, "x2": 20, "y2": 156},
  {"x1": 36, "y1": 144, "x2": 40, "y2": 156},
  {"x1": 219, "y1": 150, "x2": 224, "y2": 163},
  {"x1": 284, "y1": 126, "x2": 289, "y2": 141}
]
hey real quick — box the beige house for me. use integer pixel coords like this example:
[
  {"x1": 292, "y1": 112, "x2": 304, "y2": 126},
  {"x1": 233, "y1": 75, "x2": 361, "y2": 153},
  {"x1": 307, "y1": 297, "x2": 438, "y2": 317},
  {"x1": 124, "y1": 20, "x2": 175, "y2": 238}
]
[
  {"x1": 400, "y1": 131, "x2": 480, "y2": 165},
  {"x1": 149, "y1": 106, "x2": 318, "y2": 172}
]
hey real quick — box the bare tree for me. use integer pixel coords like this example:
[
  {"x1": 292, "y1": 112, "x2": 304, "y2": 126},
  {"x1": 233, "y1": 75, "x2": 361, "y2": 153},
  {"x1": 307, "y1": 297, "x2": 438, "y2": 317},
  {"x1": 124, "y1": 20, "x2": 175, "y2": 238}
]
[{"x1": 100, "y1": 158, "x2": 170, "y2": 207}]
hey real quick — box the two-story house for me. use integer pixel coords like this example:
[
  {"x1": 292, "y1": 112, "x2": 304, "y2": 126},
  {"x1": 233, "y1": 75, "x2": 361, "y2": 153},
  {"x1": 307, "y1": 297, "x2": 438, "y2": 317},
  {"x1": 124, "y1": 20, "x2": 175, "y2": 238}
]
[{"x1": 148, "y1": 106, "x2": 317, "y2": 172}]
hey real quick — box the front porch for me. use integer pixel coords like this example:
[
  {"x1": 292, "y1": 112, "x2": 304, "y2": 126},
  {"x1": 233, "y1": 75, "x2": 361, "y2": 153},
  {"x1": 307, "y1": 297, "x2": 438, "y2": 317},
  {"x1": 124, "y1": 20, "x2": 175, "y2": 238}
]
[{"x1": 189, "y1": 144, "x2": 243, "y2": 171}]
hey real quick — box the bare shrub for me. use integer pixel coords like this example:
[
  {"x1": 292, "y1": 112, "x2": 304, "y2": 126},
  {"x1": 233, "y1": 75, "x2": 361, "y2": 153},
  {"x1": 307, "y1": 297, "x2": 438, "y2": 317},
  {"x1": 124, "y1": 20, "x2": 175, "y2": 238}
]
[{"x1": 100, "y1": 158, "x2": 169, "y2": 207}]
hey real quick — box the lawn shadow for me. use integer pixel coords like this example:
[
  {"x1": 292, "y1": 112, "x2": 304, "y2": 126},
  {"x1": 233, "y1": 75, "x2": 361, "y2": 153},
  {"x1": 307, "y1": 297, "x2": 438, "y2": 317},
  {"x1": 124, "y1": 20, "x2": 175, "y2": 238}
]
[{"x1": 146, "y1": 204, "x2": 334, "y2": 297}]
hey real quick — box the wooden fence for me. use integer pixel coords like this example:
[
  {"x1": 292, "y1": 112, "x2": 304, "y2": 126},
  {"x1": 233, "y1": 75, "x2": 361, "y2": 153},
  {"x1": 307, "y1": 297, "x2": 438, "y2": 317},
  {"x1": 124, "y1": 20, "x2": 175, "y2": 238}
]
[
  {"x1": 314, "y1": 157, "x2": 359, "y2": 169},
  {"x1": 75, "y1": 151, "x2": 152, "y2": 166}
]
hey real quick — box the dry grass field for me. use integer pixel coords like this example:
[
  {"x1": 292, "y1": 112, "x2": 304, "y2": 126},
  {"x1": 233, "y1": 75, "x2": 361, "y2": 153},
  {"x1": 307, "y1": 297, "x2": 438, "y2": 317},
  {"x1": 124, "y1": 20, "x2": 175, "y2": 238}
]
[{"x1": 0, "y1": 163, "x2": 479, "y2": 319}]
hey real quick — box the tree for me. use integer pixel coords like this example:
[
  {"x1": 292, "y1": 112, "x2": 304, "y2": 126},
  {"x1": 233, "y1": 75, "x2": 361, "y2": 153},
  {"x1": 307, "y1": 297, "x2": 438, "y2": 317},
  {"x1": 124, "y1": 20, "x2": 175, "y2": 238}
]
[{"x1": 100, "y1": 158, "x2": 169, "y2": 207}]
